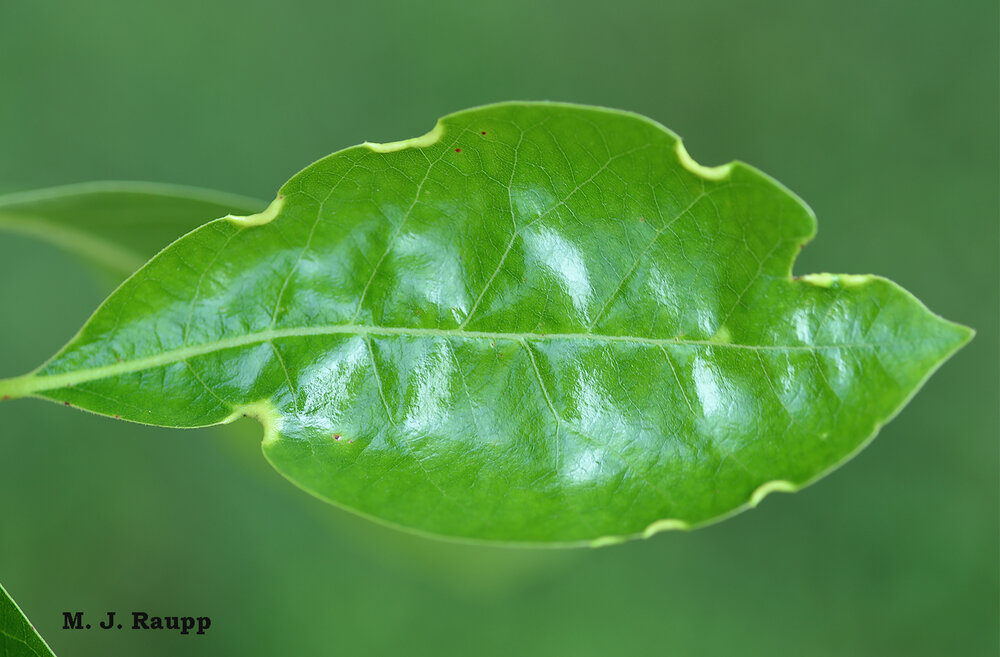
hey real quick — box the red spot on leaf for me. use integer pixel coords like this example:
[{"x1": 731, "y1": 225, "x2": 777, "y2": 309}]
[
  {"x1": 455, "y1": 148, "x2": 462, "y2": 153},
  {"x1": 480, "y1": 131, "x2": 486, "y2": 135}
]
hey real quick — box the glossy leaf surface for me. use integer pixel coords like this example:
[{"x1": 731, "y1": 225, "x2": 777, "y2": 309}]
[
  {"x1": 0, "y1": 103, "x2": 972, "y2": 544},
  {"x1": 0, "y1": 583, "x2": 55, "y2": 657},
  {"x1": 0, "y1": 182, "x2": 263, "y2": 281}
]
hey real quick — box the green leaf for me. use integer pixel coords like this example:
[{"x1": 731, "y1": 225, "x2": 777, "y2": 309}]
[
  {"x1": 0, "y1": 582, "x2": 56, "y2": 657},
  {"x1": 0, "y1": 102, "x2": 972, "y2": 545},
  {"x1": 0, "y1": 182, "x2": 263, "y2": 281}
]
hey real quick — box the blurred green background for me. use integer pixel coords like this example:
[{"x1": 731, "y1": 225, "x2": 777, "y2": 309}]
[{"x1": 0, "y1": 1, "x2": 996, "y2": 655}]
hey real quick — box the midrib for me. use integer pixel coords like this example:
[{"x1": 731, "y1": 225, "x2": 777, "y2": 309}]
[{"x1": 0, "y1": 323, "x2": 879, "y2": 398}]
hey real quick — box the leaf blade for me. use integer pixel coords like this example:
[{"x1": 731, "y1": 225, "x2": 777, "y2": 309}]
[{"x1": 0, "y1": 102, "x2": 973, "y2": 544}]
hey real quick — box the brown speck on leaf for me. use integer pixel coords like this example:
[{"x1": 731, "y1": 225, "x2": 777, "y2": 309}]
[
  {"x1": 1, "y1": 395, "x2": 9, "y2": 401},
  {"x1": 481, "y1": 131, "x2": 486, "y2": 135},
  {"x1": 116, "y1": 357, "x2": 122, "y2": 362},
  {"x1": 114, "y1": 415, "x2": 121, "y2": 419},
  {"x1": 455, "y1": 148, "x2": 462, "y2": 153},
  {"x1": 333, "y1": 434, "x2": 341, "y2": 441},
  {"x1": 638, "y1": 216, "x2": 645, "y2": 222},
  {"x1": 347, "y1": 439, "x2": 354, "y2": 444},
  {"x1": 63, "y1": 401, "x2": 71, "y2": 406}
]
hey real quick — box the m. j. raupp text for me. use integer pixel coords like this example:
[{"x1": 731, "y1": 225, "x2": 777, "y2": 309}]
[{"x1": 62, "y1": 611, "x2": 211, "y2": 635}]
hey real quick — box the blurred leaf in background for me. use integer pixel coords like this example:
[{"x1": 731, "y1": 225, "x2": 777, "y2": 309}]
[
  {"x1": 0, "y1": 182, "x2": 263, "y2": 281},
  {"x1": 0, "y1": 1, "x2": 996, "y2": 655}
]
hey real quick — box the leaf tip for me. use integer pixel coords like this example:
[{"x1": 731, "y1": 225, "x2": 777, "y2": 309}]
[
  {"x1": 675, "y1": 140, "x2": 732, "y2": 181},
  {"x1": 225, "y1": 195, "x2": 284, "y2": 227},
  {"x1": 641, "y1": 518, "x2": 691, "y2": 539},
  {"x1": 940, "y1": 314, "x2": 975, "y2": 345},
  {"x1": 958, "y1": 323, "x2": 976, "y2": 345},
  {"x1": 934, "y1": 318, "x2": 975, "y2": 365},
  {"x1": 364, "y1": 120, "x2": 445, "y2": 153},
  {"x1": 748, "y1": 479, "x2": 797, "y2": 508}
]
